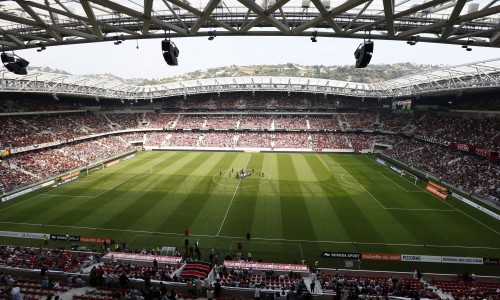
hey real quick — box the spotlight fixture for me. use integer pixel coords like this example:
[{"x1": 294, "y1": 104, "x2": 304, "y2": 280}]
[
  {"x1": 354, "y1": 40, "x2": 373, "y2": 68},
  {"x1": 462, "y1": 38, "x2": 473, "y2": 51},
  {"x1": 1, "y1": 51, "x2": 29, "y2": 75},
  {"x1": 36, "y1": 42, "x2": 46, "y2": 52},
  {"x1": 162, "y1": 39, "x2": 179, "y2": 66},
  {"x1": 311, "y1": 30, "x2": 317, "y2": 42},
  {"x1": 208, "y1": 30, "x2": 216, "y2": 41},
  {"x1": 114, "y1": 35, "x2": 124, "y2": 45},
  {"x1": 407, "y1": 35, "x2": 419, "y2": 46}
]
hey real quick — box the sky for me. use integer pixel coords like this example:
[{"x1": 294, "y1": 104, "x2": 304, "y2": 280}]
[{"x1": 19, "y1": 35, "x2": 500, "y2": 80}]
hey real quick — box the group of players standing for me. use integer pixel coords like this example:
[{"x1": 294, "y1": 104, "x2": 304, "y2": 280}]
[{"x1": 219, "y1": 167, "x2": 265, "y2": 179}]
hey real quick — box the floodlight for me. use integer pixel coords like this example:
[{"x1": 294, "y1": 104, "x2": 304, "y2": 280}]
[
  {"x1": 1, "y1": 52, "x2": 29, "y2": 75},
  {"x1": 311, "y1": 30, "x2": 317, "y2": 42},
  {"x1": 462, "y1": 38, "x2": 473, "y2": 51},
  {"x1": 208, "y1": 30, "x2": 216, "y2": 41},
  {"x1": 407, "y1": 35, "x2": 419, "y2": 46},
  {"x1": 354, "y1": 41, "x2": 373, "y2": 68},
  {"x1": 36, "y1": 42, "x2": 46, "y2": 52},
  {"x1": 161, "y1": 39, "x2": 179, "y2": 66}
]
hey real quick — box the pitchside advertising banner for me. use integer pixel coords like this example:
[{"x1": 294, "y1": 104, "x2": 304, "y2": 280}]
[
  {"x1": 483, "y1": 258, "x2": 500, "y2": 265},
  {"x1": 0, "y1": 231, "x2": 119, "y2": 247},
  {"x1": 50, "y1": 234, "x2": 80, "y2": 242},
  {"x1": 0, "y1": 230, "x2": 46, "y2": 240},
  {"x1": 106, "y1": 160, "x2": 120, "y2": 168},
  {"x1": 401, "y1": 254, "x2": 483, "y2": 264},
  {"x1": 2, "y1": 180, "x2": 54, "y2": 202},
  {"x1": 401, "y1": 254, "x2": 443, "y2": 263},
  {"x1": 80, "y1": 236, "x2": 113, "y2": 244},
  {"x1": 323, "y1": 251, "x2": 491, "y2": 265},
  {"x1": 224, "y1": 260, "x2": 308, "y2": 272},
  {"x1": 452, "y1": 192, "x2": 500, "y2": 220},
  {"x1": 58, "y1": 171, "x2": 81, "y2": 185},
  {"x1": 441, "y1": 256, "x2": 483, "y2": 264},
  {"x1": 104, "y1": 252, "x2": 182, "y2": 264},
  {"x1": 425, "y1": 181, "x2": 449, "y2": 199},
  {"x1": 322, "y1": 252, "x2": 361, "y2": 259},
  {"x1": 361, "y1": 253, "x2": 401, "y2": 261}
]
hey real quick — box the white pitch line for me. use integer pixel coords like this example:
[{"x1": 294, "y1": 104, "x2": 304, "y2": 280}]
[
  {"x1": 385, "y1": 208, "x2": 458, "y2": 212},
  {"x1": 1, "y1": 220, "x2": 497, "y2": 250},
  {"x1": 217, "y1": 235, "x2": 500, "y2": 250},
  {"x1": 0, "y1": 185, "x2": 61, "y2": 213},
  {"x1": 216, "y1": 154, "x2": 252, "y2": 236},
  {"x1": 128, "y1": 234, "x2": 140, "y2": 246},
  {"x1": 43, "y1": 194, "x2": 95, "y2": 198},
  {"x1": 333, "y1": 161, "x2": 386, "y2": 209},
  {"x1": 92, "y1": 166, "x2": 154, "y2": 199},
  {"x1": 78, "y1": 165, "x2": 126, "y2": 183},
  {"x1": 0, "y1": 155, "x2": 159, "y2": 213},
  {"x1": 340, "y1": 173, "x2": 363, "y2": 189},
  {"x1": 46, "y1": 167, "x2": 155, "y2": 200},
  {"x1": 368, "y1": 155, "x2": 500, "y2": 235},
  {"x1": 377, "y1": 171, "x2": 423, "y2": 193}
]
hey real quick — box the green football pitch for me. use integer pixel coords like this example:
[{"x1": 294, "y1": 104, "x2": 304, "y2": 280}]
[{"x1": 1, "y1": 151, "x2": 499, "y2": 275}]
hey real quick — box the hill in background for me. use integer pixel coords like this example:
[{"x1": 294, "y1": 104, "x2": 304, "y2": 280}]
[
  {"x1": 132, "y1": 63, "x2": 440, "y2": 86},
  {"x1": 30, "y1": 63, "x2": 440, "y2": 86}
]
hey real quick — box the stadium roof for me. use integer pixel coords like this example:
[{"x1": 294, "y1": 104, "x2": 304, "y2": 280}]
[
  {"x1": 1, "y1": 57, "x2": 499, "y2": 98},
  {"x1": 0, "y1": 0, "x2": 499, "y2": 51}
]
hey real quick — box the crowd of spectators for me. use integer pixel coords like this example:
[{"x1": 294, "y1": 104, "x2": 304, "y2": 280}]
[
  {"x1": 238, "y1": 116, "x2": 271, "y2": 130},
  {"x1": 99, "y1": 262, "x2": 179, "y2": 283},
  {"x1": 216, "y1": 266, "x2": 305, "y2": 292},
  {"x1": 2, "y1": 111, "x2": 498, "y2": 151},
  {"x1": 0, "y1": 164, "x2": 34, "y2": 192},
  {"x1": 205, "y1": 115, "x2": 238, "y2": 129},
  {"x1": 144, "y1": 133, "x2": 168, "y2": 147},
  {"x1": 311, "y1": 133, "x2": 350, "y2": 150},
  {"x1": 386, "y1": 138, "x2": 499, "y2": 203},
  {"x1": 414, "y1": 113, "x2": 499, "y2": 151},
  {"x1": 199, "y1": 132, "x2": 235, "y2": 148},
  {"x1": 119, "y1": 133, "x2": 145, "y2": 144},
  {"x1": 318, "y1": 272, "x2": 436, "y2": 299},
  {"x1": 167, "y1": 132, "x2": 202, "y2": 147},
  {"x1": 105, "y1": 113, "x2": 142, "y2": 130},
  {"x1": 0, "y1": 245, "x2": 100, "y2": 273},
  {"x1": 271, "y1": 93, "x2": 306, "y2": 108},
  {"x1": 244, "y1": 97, "x2": 269, "y2": 108},
  {"x1": 175, "y1": 116, "x2": 207, "y2": 129},
  {"x1": 273, "y1": 116, "x2": 308, "y2": 130},
  {"x1": 236, "y1": 133, "x2": 273, "y2": 148},
  {"x1": 344, "y1": 113, "x2": 378, "y2": 130},
  {"x1": 0, "y1": 98, "x2": 77, "y2": 113},
  {"x1": 378, "y1": 111, "x2": 418, "y2": 133},
  {"x1": 308, "y1": 116, "x2": 342, "y2": 130},
  {"x1": 1, "y1": 136, "x2": 132, "y2": 192},
  {"x1": 144, "y1": 113, "x2": 177, "y2": 129},
  {"x1": 273, "y1": 133, "x2": 310, "y2": 149},
  {"x1": 182, "y1": 98, "x2": 210, "y2": 109}
]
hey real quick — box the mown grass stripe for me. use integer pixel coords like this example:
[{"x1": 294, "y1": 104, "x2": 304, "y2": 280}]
[{"x1": 278, "y1": 154, "x2": 316, "y2": 240}]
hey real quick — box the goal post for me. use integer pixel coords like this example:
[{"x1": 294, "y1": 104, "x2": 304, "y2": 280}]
[
  {"x1": 400, "y1": 170, "x2": 418, "y2": 185},
  {"x1": 85, "y1": 162, "x2": 104, "y2": 176}
]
